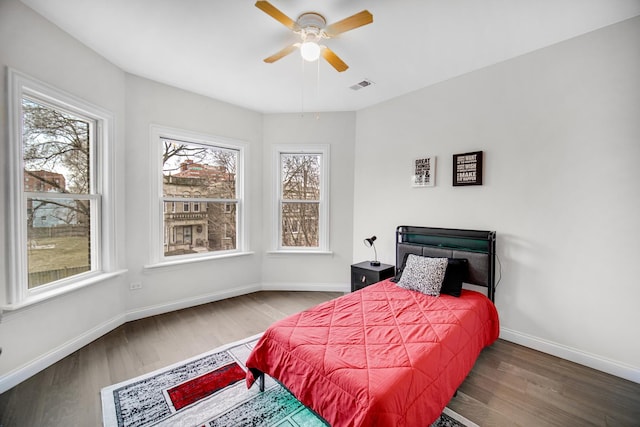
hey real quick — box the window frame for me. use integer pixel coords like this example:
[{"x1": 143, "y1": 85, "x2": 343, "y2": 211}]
[
  {"x1": 148, "y1": 125, "x2": 249, "y2": 267},
  {"x1": 272, "y1": 144, "x2": 330, "y2": 253},
  {"x1": 5, "y1": 69, "x2": 120, "y2": 309}
]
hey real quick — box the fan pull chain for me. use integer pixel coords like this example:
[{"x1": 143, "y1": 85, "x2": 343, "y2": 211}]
[
  {"x1": 298, "y1": 55, "x2": 321, "y2": 119},
  {"x1": 315, "y1": 58, "x2": 321, "y2": 120},
  {"x1": 300, "y1": 57, "x2": 305, "y2": 117}
]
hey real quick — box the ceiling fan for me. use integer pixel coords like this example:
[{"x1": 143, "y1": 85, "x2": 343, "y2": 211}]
[{"x1": 255, "y1": 0, "x2": 373, "y2": 72}]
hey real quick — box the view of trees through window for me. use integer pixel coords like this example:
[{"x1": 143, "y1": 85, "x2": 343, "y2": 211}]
[
  {"x1": 280, "y1": 153, "x2": 321, "y2": 247},
  {"x1": 22, "y1": 98, "x2": 94, "y2": 288},
  {"x1": 161, "y1": 138, "x2": 238, "y2": 256}
]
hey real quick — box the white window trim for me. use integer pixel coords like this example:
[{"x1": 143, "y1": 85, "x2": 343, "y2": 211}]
[
  {"x1": 272, "y1": 144, "x2": 330, "y2": 253},
  {"x1": 147, "y1": 124, "x2": 249, "y2": 268},
  {"x1": 4, "y1": 68, "x2": 121, "y2": 309}
]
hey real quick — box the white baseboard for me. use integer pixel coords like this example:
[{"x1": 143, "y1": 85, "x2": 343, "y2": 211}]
[
  {"x1": 1, "y1": 282, "x2": 338, "y2": 394},
  {"x1": 500, "y1": 327, "x2": 640, "y2": 384},
  {"x1": 0, "y1": 313, "x2": 126, "y2": 394},
  {"x1": 125, "y1": 284, "x2": 262, "y2": 322},
  {"x1": 261, "y1": 282, "x2": 350, "y2": 293},
  {"x1": 0, "y1": 284, "x2": 262, "y2": 394},
  {"x1": 7, "y1": 288, "x2": 636, "y2": 395}
]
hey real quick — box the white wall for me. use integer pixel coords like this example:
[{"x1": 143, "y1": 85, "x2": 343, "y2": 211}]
[
  {"x1": 0, "y1": 0, "x2": 127, "y2": 387},
  {"x1": 123, "y1": 75, "x2": 265, "y2": 319},
  {"x1": 353, "y1": 16, "x2": 640, "y2": 381},
  {"x1": 261, "y1": 113, "x2": 355, "y2": 291}
]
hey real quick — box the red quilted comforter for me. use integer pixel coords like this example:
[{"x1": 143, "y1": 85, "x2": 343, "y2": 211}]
[{"x1": 246, "y1": 279, "x2": 499, "y2": 426}]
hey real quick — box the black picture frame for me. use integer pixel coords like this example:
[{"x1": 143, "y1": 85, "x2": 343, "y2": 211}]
[{"x1": 453, "y1": 151, "x2": 483, "y2": 186}]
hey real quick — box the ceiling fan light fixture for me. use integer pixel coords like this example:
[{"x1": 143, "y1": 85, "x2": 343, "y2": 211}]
[
  {"x1": 300, "y1": 41, "x2": 321, "y2": 62},
  {"x1": 256, "y1": 2, "x2": 373, "y2": 72}
]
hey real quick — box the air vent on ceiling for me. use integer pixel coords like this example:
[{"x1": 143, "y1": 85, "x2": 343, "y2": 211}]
[{"x1": 350, "y1": 79, "x2": 374, "y2": 91}]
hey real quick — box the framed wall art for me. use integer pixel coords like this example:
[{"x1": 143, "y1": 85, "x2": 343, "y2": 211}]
[
  {"x1": 412, "y1": 156, "x2": 436, "y2": 187},
  {"x1": 453, "y1": 151, "x2": 483, "y2": 186}
]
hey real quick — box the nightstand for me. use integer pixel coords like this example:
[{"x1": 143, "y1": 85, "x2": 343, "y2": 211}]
[{"x1": 351, "y1": 261, "x2": 395, "y2": 292}]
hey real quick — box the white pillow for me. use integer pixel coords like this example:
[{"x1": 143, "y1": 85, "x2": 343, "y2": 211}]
[{"x1": 396, "y1": 254, "x2": 448, "y2": 296}]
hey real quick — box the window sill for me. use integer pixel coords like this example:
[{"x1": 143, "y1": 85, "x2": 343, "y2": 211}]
[
  {"x1": 1, "y1": 269, "x2": 128, "y2": 313},
  {"x1": 144, "y1": 251, "x2": 255, "y2": 270}
]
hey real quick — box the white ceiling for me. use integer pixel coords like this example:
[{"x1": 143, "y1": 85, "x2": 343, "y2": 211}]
[{"x1": 21, "y1": 0, "x2": 640, "y2": 113}]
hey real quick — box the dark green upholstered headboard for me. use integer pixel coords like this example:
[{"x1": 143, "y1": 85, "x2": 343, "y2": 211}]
[{"x1": 396, "y1": 226, "x2": 497, "y2": 301}]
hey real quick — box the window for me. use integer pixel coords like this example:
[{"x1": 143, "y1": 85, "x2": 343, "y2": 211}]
[
  {"x1": 273, "y1": 145, "x2": 329, "y2": 252},
  {"x1": 6, "y1": 69, "x2": 118, "y2": 306},
  {"x1": 150, "y1": 126, "x2": 246, "y2": 264}
]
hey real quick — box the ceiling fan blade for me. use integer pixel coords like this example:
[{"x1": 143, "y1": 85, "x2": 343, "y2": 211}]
[
  {"x1": 264, "y1": 44, "x2": 299, "y2": 63},
  {"x1": 255, "y1": 1, "x2": 299, "y2": 31},
  {"x1": 323, "y1": 10, "x2": 373, "y2": 37},
  {"x1": 321, "y1": 47, "x2": 348, "y2": 72}
]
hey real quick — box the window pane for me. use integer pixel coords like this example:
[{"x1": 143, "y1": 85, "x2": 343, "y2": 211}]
[
  {"x1": 27, "y1": 198, "x2": 92, "y2": 288},
  {"x1": 281, "y1": 202, "x2": 319, "y2": 247},
  {"x1": 163, "y1": 201, "x2": 236, "y2": 256},
  {"x1": 22, "y1": 98, "x2": 91, "y2": 195},
  {"x1": 162, "y1": 139, "x2": 237, "y2": 199},
  {"x1": 281, "y1": 154, "x2": 320, "y2": 201}
]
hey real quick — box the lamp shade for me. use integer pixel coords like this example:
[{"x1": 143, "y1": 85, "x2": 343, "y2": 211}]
[{"x1": 364, "y1": 236, "x2": 380, "y2": 266}]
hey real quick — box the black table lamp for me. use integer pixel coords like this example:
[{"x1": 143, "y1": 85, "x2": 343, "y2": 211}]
[{"x1": 364, "y1": 236, "x2": 380, "y2": 266}]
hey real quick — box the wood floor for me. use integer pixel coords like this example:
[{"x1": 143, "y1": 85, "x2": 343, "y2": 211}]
[{"x1": 1, "y1": 291, "x2": 638, "y2": 426}]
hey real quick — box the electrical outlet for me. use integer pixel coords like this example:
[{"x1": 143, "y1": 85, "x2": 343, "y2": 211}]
[{"x1": 129, "y1": 282, "x2": 142, "y2": 291}]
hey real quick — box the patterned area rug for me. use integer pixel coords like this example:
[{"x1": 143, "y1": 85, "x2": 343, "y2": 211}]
[{"x1": 101, "y1": 334, "x2": 478, "y2": 427}]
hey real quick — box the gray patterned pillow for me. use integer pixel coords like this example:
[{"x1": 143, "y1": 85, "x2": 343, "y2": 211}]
[{"x1": 396, "y1": 254, "x2": 448, "y2": 296}]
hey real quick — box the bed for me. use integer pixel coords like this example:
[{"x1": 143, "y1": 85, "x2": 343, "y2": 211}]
[{"x1": 246, "y1": 226, "x2": 499, "y2": 426}]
